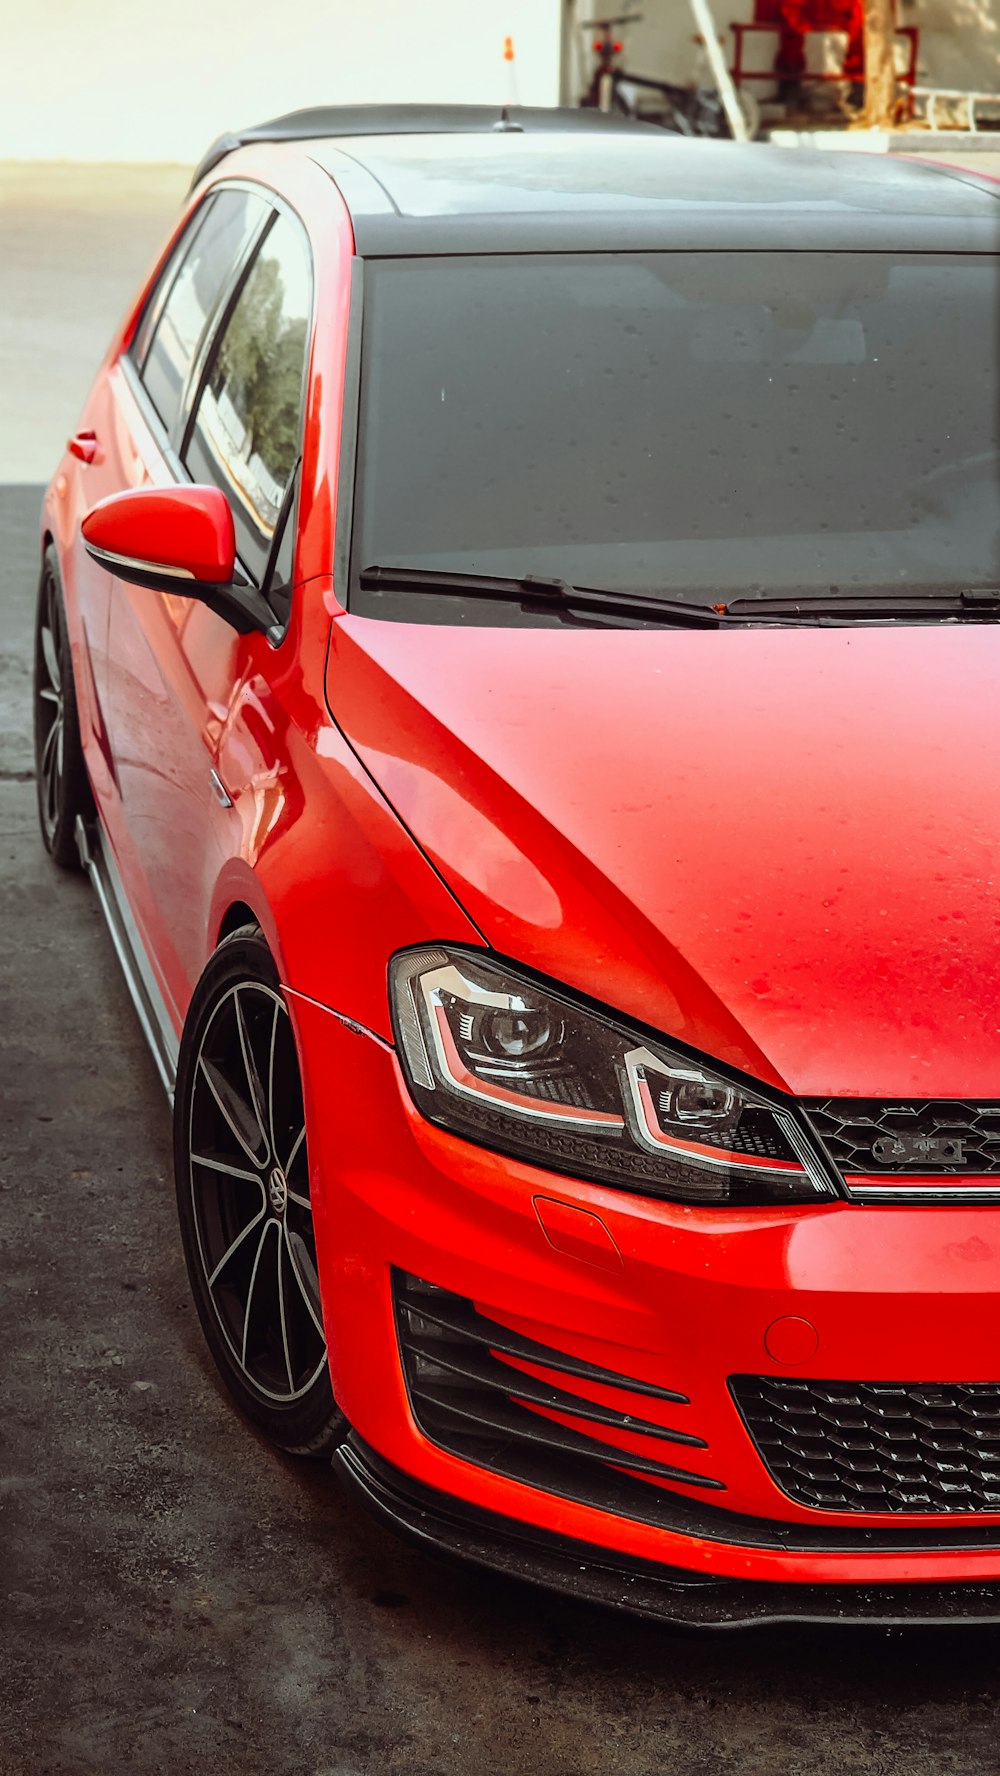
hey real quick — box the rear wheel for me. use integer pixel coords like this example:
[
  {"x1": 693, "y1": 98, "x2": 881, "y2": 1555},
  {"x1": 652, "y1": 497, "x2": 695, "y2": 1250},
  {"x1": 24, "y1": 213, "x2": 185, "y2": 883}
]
[
  {"x1": 173, "y1": 927, "x2": 345, "y2": 1455},
  {"x1": 33, "y1": 546, "x2": 94, "y2": 868}
]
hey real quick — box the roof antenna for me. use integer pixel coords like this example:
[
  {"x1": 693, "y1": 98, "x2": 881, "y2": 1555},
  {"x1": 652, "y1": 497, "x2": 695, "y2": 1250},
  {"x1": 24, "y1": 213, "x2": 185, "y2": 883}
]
[{"x1": 494, "y1": 35, "x2": 523, "y2": 129}]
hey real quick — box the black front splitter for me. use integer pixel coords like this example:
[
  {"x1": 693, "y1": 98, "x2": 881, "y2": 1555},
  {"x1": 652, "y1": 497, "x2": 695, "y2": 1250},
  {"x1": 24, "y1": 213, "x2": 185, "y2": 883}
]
[{"x1": 333, "y1": 1434, "x2": 1000, "y2": 1631}]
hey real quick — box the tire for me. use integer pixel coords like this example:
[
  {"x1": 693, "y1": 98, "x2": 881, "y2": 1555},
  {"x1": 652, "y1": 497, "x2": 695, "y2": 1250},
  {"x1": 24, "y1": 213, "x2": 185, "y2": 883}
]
[
  {"x1": 173, "y1": 926, "x2": 346, "y2": 1456},
  {"x1": 33, "y1": 546, "x2": 94, "y2": 869}
]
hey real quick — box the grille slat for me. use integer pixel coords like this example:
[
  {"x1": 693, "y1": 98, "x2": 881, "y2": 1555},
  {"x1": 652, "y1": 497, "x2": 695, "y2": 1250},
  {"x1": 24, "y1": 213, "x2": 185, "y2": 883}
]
[
  {"x1": 401, "y1": 1285, "x2": 689, "y2": 1403},
  {"x1": 411, "y1": 1383, "x2": 722, "y2": 1487},
  {"x1": 395, "y1": 1272, "x2": 724, "y2": 1513},
  {"x1": 405, "y1": 1330, "x2": 708, "y2": 1448},
  {"x1": 733, "y1": 1376, "x2": 1000, "y2": 1514}
]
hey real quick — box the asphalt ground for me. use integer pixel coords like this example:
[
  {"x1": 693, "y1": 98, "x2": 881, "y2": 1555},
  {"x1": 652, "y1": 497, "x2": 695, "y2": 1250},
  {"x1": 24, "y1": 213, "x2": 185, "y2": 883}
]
[
  {"x1": 7, "y1": 142, "x2": 1000, "y2": 1776},
  {"x1": 6, "y1": 487, "x2": 1000, "y2": 1773}
]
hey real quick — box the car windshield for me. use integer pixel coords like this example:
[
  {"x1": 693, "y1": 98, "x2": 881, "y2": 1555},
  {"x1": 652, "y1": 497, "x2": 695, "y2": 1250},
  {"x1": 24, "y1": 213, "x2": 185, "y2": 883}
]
[{"x1": 351, "y1": 250, "x2": 1000, "y2": 624}]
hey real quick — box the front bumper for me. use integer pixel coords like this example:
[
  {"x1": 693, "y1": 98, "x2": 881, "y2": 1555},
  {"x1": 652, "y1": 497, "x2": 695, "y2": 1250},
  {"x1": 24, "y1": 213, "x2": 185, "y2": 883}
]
[
  {"x1": 291, "y1": 990, "x2": 1000, "y2": 1599},
  {"x1": 335, "y1": 1435, "x2": 1000, "y2": 1629}
]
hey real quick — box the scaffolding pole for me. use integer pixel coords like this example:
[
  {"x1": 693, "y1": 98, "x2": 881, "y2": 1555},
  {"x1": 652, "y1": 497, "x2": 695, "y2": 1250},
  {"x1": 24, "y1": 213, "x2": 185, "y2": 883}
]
[{"x1": 688, "y1": 0, "x2": 750, "y2": 140}]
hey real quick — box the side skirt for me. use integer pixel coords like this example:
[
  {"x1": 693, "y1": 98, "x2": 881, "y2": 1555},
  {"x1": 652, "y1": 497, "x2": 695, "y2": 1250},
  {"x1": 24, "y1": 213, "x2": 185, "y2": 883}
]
[{"x1": 75, "y1": 816, "x2": 179, "y2": 1099}]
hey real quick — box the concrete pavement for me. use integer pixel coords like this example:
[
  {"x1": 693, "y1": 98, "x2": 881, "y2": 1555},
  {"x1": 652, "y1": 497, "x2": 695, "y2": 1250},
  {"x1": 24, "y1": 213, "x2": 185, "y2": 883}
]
[{"x1": 0, "y1": 164, "x2": 189, "y2": 481}]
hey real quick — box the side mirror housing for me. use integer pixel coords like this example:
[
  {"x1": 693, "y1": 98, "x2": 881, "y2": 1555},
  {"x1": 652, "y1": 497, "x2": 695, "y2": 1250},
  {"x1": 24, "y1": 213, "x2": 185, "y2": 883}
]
[{"x1": 81, "y1": 485, "x2": 275, "y2": 637}]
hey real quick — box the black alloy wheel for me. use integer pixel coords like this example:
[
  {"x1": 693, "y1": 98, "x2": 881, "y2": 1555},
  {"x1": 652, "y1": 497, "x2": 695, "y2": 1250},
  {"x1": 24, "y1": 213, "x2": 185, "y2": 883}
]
[
  {"x1": 33, "y1": 546, "x2": 94, "y2": 868},
  {"x1": 173, "y1": 927, "x2": 345, "y2": 1454}
]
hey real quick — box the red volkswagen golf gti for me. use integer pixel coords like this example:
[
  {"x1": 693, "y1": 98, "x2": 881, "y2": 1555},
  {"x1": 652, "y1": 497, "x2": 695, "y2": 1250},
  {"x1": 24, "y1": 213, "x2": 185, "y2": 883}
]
[{"x1": 35, "y1": 106, "x2": 1000, "y2": 1626}]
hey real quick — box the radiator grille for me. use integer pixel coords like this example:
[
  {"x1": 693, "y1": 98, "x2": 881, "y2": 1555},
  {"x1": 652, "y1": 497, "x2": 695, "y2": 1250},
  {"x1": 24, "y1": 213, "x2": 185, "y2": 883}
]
[
  {"x1": 732, "y1": 1375, "x2": 1000, "y2": 1514},
  {"x1": 804, "y1": 1100, "x2": 1000, "y2": 1176}
]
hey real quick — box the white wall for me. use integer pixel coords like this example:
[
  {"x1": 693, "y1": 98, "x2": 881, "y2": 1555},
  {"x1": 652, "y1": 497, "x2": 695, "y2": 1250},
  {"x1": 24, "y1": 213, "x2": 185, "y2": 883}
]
[
  {"x1": 909, "y1": 0, "x2": 1000, "y2": 89},
  {"x1": 1, "y1": 0, "x2": 562, "y2": 163}
]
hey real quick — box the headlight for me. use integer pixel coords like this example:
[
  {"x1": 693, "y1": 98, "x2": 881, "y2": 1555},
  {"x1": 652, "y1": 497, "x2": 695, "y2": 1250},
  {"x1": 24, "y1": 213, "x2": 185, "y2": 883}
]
[{"x1": 389, "y1": 948, "x2": 837, "y2": 1206}]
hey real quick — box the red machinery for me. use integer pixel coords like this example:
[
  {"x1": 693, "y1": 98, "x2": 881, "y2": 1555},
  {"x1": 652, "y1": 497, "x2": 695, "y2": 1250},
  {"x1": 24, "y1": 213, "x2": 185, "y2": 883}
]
[{"x1": 731, "y1": 0, "x2": 919, "y2": 103}]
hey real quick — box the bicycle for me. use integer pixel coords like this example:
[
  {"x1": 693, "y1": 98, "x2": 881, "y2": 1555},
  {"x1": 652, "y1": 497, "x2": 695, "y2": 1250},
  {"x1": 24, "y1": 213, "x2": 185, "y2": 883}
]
[{"x1": 580, "y1": 12, "x2": 760, "y2": 139}]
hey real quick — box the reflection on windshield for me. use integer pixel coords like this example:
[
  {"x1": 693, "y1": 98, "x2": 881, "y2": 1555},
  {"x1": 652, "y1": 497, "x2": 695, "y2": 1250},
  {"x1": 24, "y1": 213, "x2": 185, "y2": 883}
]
[{"x1": 353, "y1": 252, "x2": 1000, "y2": 616}]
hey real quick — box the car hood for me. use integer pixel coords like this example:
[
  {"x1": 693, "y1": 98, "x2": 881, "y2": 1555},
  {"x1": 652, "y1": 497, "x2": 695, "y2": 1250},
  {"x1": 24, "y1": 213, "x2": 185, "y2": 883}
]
[{"x1": 327, "y1": 616, "x2": 1000, "y2": 1098}]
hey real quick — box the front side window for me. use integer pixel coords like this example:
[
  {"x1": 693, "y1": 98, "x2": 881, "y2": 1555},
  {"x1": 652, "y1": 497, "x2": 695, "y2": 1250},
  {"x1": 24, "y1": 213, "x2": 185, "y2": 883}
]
[
  {"x1": 138, "y1": 188, "x2": 265, "y2": 436},
  {"x1": 352, "y1": 252, "x2": 1000, "y2": 623},
  {"x1": 184, "y1": 214, "x2": 312, "y2": 586}
]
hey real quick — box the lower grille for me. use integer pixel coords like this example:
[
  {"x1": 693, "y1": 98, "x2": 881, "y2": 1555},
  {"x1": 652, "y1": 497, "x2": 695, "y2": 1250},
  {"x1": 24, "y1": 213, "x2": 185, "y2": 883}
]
[
  {"x1": 732, "y1": 1375, "x2": 1000, "y2": 1514},
  {"x1": 394, "y1": 1272, "x2": 723, "y2": 1521}
]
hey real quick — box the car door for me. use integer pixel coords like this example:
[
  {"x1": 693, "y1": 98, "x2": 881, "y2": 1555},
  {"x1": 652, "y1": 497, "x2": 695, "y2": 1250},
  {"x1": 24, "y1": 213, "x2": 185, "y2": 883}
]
[
  {"x1": 64, "y1": 195, "x2": 237, "y2": 815},
  {"x1": 103, "y1": 201, "x2": 313, "y2": 1023}
]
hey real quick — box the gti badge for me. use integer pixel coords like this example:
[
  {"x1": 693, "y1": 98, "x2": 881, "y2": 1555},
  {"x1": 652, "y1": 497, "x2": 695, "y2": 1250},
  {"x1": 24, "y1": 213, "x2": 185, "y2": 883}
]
[{"x1": 872, "y1": 1133, "x2": 965, "y2": 1165}]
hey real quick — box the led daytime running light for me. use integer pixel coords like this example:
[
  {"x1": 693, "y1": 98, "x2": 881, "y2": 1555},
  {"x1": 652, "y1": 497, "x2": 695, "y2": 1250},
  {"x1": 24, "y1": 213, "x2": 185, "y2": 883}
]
[
  {"x1": 421, "y1": 964, "x2": 623, "y2": 1129},
  {"x1": 390, "y1": 948, "x2": 836, "y2": 1206}
]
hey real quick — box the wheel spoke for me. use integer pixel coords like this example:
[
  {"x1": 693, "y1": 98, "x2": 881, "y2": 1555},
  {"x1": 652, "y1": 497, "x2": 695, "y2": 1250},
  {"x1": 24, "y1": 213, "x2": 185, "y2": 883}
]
[
  {"x1": 233, "y1": 988, "x2": 271, "y2": 1163},
  {"x1": 200, "y1": 1055, "x2": 267, "y2": 1166},
  {"x1": 241, "y1": 1221, "x2": 276, "y2": 1369},
  {"x1": 41, "y1": 623, "x2": 60, "y2": 692},
  {"x1": 284, "y1": 1227, "x2": 325, "y2": 1339},
  {"x1": 191, "y1": 1150, "x2": 264, "y2": 1187},
  {"x1": 43, "y1": 717, "x2": 63, "y2": 828},
  {"x1": 276, "y1": 1231, "x2": 295, "y2": 1393},
  {"x1": 208, "y1": 1204, "x2": 266, "y2": 1289},
  {"x1": 189, "y1": 976, "x2": 327, "y2": 1405},
  {"x1": 40, "y1": 715, "x2": 59, "y2": 781},
  {"x1": 284, "y1": 1123, "x2": 306, "y2": 1179},
  {"x1": 266, "y1": 997, "x2": 281, "y2": 1159},
  {"x1": 38, "y1": 685, "x2": 60, "y2": 706}
]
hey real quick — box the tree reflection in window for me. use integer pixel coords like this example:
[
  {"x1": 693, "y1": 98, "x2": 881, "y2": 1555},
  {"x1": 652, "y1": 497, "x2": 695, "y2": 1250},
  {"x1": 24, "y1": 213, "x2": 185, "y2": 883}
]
[{"x1": 186, "y1": 215, "x2": 310, "y2": 577}]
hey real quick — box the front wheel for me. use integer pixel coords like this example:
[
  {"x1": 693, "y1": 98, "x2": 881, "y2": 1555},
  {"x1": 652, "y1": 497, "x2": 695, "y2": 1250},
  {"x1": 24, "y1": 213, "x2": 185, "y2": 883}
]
[{"x1": 173, "y1": 927, "x2": 346, "y2": 1455}]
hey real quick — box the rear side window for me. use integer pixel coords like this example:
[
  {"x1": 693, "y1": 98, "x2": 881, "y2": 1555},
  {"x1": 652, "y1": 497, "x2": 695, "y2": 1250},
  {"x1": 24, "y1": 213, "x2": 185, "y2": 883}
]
[
  {"x1": 137, "y1": 189, "x2": 265, "y2": 436},
  {"x1": 184, "y1": 213, "x2": 312, "y2": 586}
]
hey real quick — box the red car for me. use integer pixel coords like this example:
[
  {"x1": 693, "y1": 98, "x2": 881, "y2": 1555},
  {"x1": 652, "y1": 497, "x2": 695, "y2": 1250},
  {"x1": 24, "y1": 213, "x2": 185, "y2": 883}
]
[{"x1": 36, "y1": 106, "x2": 1000, "y2": 1627}]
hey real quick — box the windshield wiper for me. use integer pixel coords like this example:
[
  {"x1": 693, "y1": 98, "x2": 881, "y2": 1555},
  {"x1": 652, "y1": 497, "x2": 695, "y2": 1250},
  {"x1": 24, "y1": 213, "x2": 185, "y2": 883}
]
[
  {"x1": 725, "y1": 589, "x2": 1000, "y2": 620},
  {"x1": 361, "y1": 567, "x2": 1000, "y2": 627},
  {"x1": 358, "y1": 565, "x2": 730, "y2": 629}
]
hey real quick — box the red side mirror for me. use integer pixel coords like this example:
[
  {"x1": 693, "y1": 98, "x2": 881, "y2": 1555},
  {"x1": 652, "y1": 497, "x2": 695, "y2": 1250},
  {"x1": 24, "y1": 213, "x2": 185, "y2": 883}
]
[
  {"x1": 81, "y1": 484, "x2": 276, "y2": 636},
  {"x1": 82, "y1": 484, "x2": 237, "y2": 586}
]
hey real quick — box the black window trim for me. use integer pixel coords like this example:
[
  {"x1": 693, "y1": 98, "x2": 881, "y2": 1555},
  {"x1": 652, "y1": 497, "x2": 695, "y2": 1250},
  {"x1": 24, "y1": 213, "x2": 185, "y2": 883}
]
[
  {"x1": 168, "y1": 182, "x2": 274, "y2": 457},
  {"x1": 119, "y1": 178, "x2": 316, "y2": 631},
  {"x1": 130, "y1": 192, "x2": 216, "y2": 382},
  {"x1": 335, "y1": 257, "x2": 365, "y2": 610},
  {"x1": 179, "y1": 185, "x2": 316, "y2": 614},
  {"x1": 261, "y1": 455, "x2": 303, "y2": 631},
  {"x1": 129, "y1": 184, "x2": 271, "y2": 443}
]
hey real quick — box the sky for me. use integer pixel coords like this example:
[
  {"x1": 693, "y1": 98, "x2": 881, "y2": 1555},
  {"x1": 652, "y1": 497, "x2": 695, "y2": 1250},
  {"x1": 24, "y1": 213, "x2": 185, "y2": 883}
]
[{"x1": 1, "y1": 0, "x2": 563, "y2": 162}]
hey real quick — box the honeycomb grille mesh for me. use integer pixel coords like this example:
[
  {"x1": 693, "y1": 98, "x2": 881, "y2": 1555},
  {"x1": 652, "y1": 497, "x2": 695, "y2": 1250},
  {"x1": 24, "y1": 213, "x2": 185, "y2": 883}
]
[
  {"x1": 732, "y1": 1375, "x2": 1000, "y2": 1514},
  {"x1": 803, "y1": 1100, "x2": 1000, "y2": 1175}
]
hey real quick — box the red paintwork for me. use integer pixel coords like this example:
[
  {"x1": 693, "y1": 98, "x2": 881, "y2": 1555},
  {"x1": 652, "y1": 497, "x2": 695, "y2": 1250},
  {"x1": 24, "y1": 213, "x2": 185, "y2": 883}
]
[
  {"x1": 68, "y1": 429, "x2": 101, "y2": 465},
  {"x1": 41, "y1": 137, "x2": 1000, "y2": 1596},
  {"x1": 327, "y1": 616, "x2": 1000, "y2": 1099},
  {"x1": 291, "y1": 992, "x2": 1000, "y2": 1584},
  {"x1": 82, "y1": 484, "x2": 236, "y2": 584}
]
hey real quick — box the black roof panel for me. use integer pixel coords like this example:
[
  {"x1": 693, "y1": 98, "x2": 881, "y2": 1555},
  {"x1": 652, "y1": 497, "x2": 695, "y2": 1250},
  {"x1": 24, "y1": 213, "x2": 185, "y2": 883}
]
[
  {"x1": 189, "y1": 103, "x2": 655, "y2": 191},
  {"x1": 306, "y1": 133, "x2": 1000, "y2": 256},
  {"x1": 191, "y1": 105, "x2": 1000, "y2": 256}
]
